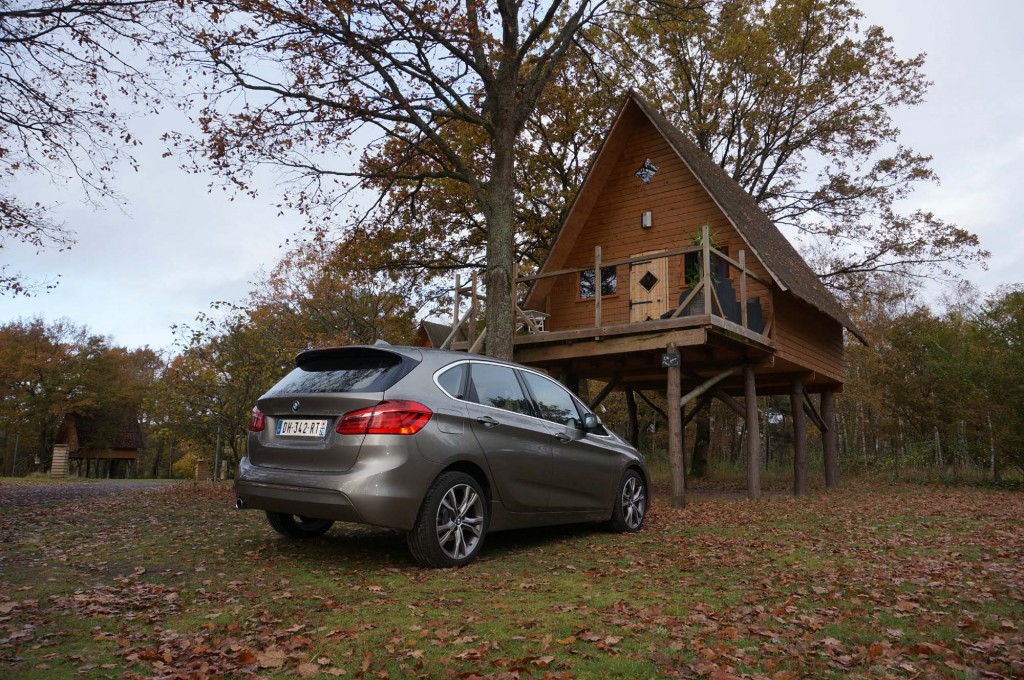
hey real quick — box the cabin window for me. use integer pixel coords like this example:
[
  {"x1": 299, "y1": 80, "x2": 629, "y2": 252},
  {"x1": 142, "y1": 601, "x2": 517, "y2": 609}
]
[{"x1": 579, "y1": 266, "x2": 617, "y2": 299}]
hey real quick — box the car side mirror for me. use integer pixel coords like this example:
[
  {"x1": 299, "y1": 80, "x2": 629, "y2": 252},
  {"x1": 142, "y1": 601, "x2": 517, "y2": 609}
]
[{"x1": 582, "y1": 413, "x2": 598, "y2": 431}]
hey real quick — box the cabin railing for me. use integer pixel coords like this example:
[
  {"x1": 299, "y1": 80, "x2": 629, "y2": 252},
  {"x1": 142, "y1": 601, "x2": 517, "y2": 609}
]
[{"x1": 440, "y1": 225, "x2": 773, "y2": 352}]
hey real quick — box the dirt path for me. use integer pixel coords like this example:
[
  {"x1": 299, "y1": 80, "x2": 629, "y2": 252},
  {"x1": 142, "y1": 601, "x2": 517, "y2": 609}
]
[{"x1": 0, "y1": 480, "x2": 177, "y2": 508}]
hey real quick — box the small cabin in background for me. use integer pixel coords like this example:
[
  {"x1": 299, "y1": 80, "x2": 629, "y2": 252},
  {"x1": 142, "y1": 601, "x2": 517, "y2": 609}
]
[
  {"x1": 52, "y1": 412, "x2": 143, "y2": 478},
  {"x1": 445, "y1": 92, "x2": 864, "y2": 504},
  {"x1": 414, "y1": 320, "x2": 463, "y2": 349}
]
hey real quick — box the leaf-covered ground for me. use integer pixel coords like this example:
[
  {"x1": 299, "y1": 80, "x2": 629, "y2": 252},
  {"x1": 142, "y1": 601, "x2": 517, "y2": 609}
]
[{"x1": 0, "y1": 480, "x2": 1021, "y2": 678}]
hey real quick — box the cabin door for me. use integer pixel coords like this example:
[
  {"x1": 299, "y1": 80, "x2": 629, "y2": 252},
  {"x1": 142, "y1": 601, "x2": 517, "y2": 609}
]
[{"x1": 629, "y1": 252, "x2": 670, "y2": 322}]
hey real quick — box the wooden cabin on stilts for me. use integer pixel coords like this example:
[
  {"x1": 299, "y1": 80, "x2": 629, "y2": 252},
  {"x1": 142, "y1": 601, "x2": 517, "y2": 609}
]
[{"x1": 434, "y1": 92, "x2": 865, "y2": 506}]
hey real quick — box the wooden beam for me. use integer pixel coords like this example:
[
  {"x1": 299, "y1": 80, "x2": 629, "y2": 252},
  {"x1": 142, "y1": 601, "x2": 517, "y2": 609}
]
[
  {"x1": 739, "y1": 250, "x2": 748, "y2": 329},
  {"x1": 822, "y1": 388, "x2": 839, "y2": 489},
  {"x1": 635, "y1": 390, "x2": 667, "y2": 421},
  {"x1": 712, "y1": 387, "x2": 746, "y2": 418},
  {"x1": 802, "y1": 388, "x2": 828, "y2": 433},
  {"x1": 514, "y1": 328, "x2": 706, "y2": 364},
  {"x1": 594, "y1": 246, "x2": 602, "y2": 328},
  {"x1": 468, "y1": 327, "x2": 487, "y2": 354},
  {"x1": 744, "y1": 364, "x2": 762, "y2": 499},
  {"x1": 468, "y1": 271, "x2": 478, "y2": 348},
  {"x1": 680, "y1": 366, "x2": 741, "y2": 408},
  {"x1": 453, "y1": 273, "x2": 461, "y2": 333},
  {"x1": 702, "y1": 224, "x2": 712, "y2": 319},
  {"x1": 709, "y1": 246, "x2": 770, "y2": 286},
  {"x1": 588, "y1": 377, "x2": 621, "y2": 410},
  {"x1": 515, "y1": 317, "x2": 707, "y2": 346},
  {"x1": 791, "y1": 377, "x2": 808, "y2": 496},
  {"x1": 514, "y1": 304, "x2": 541, "y2": 334},
  {"x1": 517, "y1": 244, "x2": 704, "y2": 284},
  {"x1": 440, "y1": 307, "x2": 471, "y2": 350},
  {"x1": 666, "y1": 343, "x2": 686, "y2": 508},
  {"x1": 668, "y1": 280, "x2": 704, "y2": 320}
]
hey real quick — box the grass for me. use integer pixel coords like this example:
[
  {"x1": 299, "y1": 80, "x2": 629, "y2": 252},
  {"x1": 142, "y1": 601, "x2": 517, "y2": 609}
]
[{"x1": 0, "y1": 478, "x2": 1022, "y2": 678}]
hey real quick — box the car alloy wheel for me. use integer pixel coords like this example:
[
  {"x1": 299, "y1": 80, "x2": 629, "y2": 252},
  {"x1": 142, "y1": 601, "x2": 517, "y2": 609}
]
[
  {"x1": 435, "y1": 482, "x2": 484, "y2": 561},
  {"x1": 608, "y1": 470, "x2": 647, "y2": 533},
  {"x1": 408, "y1": 471, "x2": 488, "y2": 567}
]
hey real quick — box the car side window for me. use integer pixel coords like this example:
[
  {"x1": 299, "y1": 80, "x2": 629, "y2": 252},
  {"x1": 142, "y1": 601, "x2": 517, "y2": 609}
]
[
  {"x1": 468, "y1": 363, "x2": 533, "y2": 416},
  {"x1": 521, "y1": 371, "x2": 582, "y2": 426},
  {"x1": 436, "y1": 363, "x2": 467, "y2": 399}
]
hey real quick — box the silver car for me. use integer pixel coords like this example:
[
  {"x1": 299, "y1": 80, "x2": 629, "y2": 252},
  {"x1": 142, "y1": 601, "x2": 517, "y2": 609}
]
[{"x1": 235, "y1": 345, "x2": 649, "y2": 567}]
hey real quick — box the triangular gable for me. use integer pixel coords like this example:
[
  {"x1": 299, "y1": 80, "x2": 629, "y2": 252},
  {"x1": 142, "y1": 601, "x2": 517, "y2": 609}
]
[{"x1": 526, "y1": 92, "x2": 865, "y2": 344}]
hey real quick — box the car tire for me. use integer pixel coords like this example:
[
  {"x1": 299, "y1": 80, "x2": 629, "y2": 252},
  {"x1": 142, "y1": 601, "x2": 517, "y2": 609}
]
[
  {"x1": 407, "y1": 471, "x2": 488, "y2": 568},
  {"x1": 265, "y1": 511, "x2": 335, "y2": 538},
  {"x1": 607, "y1": 469, "x2": 647, "y2": 533}
]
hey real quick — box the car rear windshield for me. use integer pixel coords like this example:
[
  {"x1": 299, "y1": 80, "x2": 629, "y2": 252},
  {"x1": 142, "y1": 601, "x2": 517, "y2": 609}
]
[{"x1": 266, "y1": 350, "x2": 411, "y2": 395}]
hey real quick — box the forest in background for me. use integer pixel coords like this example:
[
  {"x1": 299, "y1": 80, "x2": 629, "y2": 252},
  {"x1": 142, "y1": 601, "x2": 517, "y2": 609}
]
[
  {"x1": 2, "y1": 275, "x2": 1022, "y2": 483},
  {"x1": 1, "y1": 0, "x2": 1019, "y2": 483}
]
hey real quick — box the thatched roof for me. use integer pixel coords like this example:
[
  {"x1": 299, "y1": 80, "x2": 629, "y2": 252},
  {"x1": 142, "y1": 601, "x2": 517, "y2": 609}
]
[
  {"x1": 415, "y1": 320, "x2": 464, "y2": 348},
  {"x1": 627, "y1": 92, "x2": 865, "y2": 344}
]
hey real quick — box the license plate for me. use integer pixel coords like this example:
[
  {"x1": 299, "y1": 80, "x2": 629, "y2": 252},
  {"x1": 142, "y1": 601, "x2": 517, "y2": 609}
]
[{"x1": 275, "y1": 419, "x2": 329, "y2": 437}]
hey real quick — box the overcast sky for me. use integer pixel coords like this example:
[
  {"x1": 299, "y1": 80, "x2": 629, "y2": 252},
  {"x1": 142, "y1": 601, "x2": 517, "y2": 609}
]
[{"x1": 2, "y1": 0, "x2": 1021, "y2": 353}]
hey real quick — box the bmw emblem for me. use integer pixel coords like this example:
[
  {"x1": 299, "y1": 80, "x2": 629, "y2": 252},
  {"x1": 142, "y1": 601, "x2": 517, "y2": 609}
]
[{"x1": 291, "y1": 400, "x2": 301, "y2": 412}]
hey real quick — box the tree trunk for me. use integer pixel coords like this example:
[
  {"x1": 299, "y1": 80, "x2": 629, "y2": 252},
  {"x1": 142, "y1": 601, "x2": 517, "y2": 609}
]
[
  {"x1": 625, "y1": 389, "x2": 639, "y2": 448},
  {"x1": 483, "y1": 81, "x2": 518, "y2": 361},
  {"x1": 690, "y1": 400, "x2": 711, "y2": 477}
]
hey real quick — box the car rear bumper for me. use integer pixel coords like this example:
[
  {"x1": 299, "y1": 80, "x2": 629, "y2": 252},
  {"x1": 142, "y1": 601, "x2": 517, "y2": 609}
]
[{"x1": 234, "y1": 450, "x2": 439, "y2": 531}]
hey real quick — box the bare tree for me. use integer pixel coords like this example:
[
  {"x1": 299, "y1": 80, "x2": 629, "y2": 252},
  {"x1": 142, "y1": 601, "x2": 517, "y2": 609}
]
[{"x1": 0, "y1": 0, "x2": 158, "y2": 294}]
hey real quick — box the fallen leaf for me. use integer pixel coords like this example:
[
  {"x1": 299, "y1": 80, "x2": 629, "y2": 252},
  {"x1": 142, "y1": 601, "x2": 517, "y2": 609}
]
[{"x1": 297, "y1": 662, "x2": 321, "y2": 677}]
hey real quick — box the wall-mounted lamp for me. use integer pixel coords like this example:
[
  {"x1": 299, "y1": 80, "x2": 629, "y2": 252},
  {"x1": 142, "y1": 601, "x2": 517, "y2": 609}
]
[{"x1": 641, "y1": 210, "x2": 653, "y2": 229}]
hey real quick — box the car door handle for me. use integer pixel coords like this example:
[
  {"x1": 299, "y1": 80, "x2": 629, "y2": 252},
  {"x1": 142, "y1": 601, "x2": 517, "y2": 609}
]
[
  {"x1": 553, "y1": 432, "x2": 572, "y2": 442},
  {"x1": 477, "y1": 416, "x2": 500, "y2": 428}
]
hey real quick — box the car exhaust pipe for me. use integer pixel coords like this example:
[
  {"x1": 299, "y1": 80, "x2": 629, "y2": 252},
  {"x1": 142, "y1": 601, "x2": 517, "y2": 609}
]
[{"x1": 235, "y1": 497, "x2": 246, "y2": 510}]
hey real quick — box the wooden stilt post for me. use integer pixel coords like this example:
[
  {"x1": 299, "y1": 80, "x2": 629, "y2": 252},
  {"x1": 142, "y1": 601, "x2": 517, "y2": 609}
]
[
  {"x1": 702, "y1": 224, "x2": 712, "y2": 316},
  {"x1": 739, "y1": 250, "x2": 748, "y2": 329},
  {"x1": 453, "y1": 273, "x2": 461, "y2": 330},
  {"x1": 822, "y1": 388, "x2": 839, "y2": 488},
  {"x1": 625, "y1": 389, "x2": 639, "y2": 448},
  {"x1": 791, "y1": 377, "x2": 808, "y2": 496},
  {"x1": 666, "y1": 343, "x2": 685, "y2": 508},
  {"x1": 468, "y1": 271, "x2": 478, "y2": 348},
  {"x1": 744, "y1": 364, "x2": 762, "y2": 498},
  {"x1": 561, "y1": 369, "x2": 580, "y2": 398}
]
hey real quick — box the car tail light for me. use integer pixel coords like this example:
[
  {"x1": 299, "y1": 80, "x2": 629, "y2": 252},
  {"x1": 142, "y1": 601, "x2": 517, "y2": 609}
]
[
  {"x1": 248, "y1": 406, "x2": 265, "y2": 432},
  {"x1": 336, "y1": 400, "x2": 432, "y2": 435}
]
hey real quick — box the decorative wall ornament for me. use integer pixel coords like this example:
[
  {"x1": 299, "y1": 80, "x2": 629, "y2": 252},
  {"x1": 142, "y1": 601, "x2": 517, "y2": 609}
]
[{"x1": 635, "y1": 158, "x2": 659, "y2": 183}]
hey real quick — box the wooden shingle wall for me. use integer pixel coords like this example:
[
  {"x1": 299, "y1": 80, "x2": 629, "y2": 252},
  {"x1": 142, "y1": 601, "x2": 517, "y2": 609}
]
[{"x1": 773, "y1": 293, "x2": 846, "y2": 383}]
